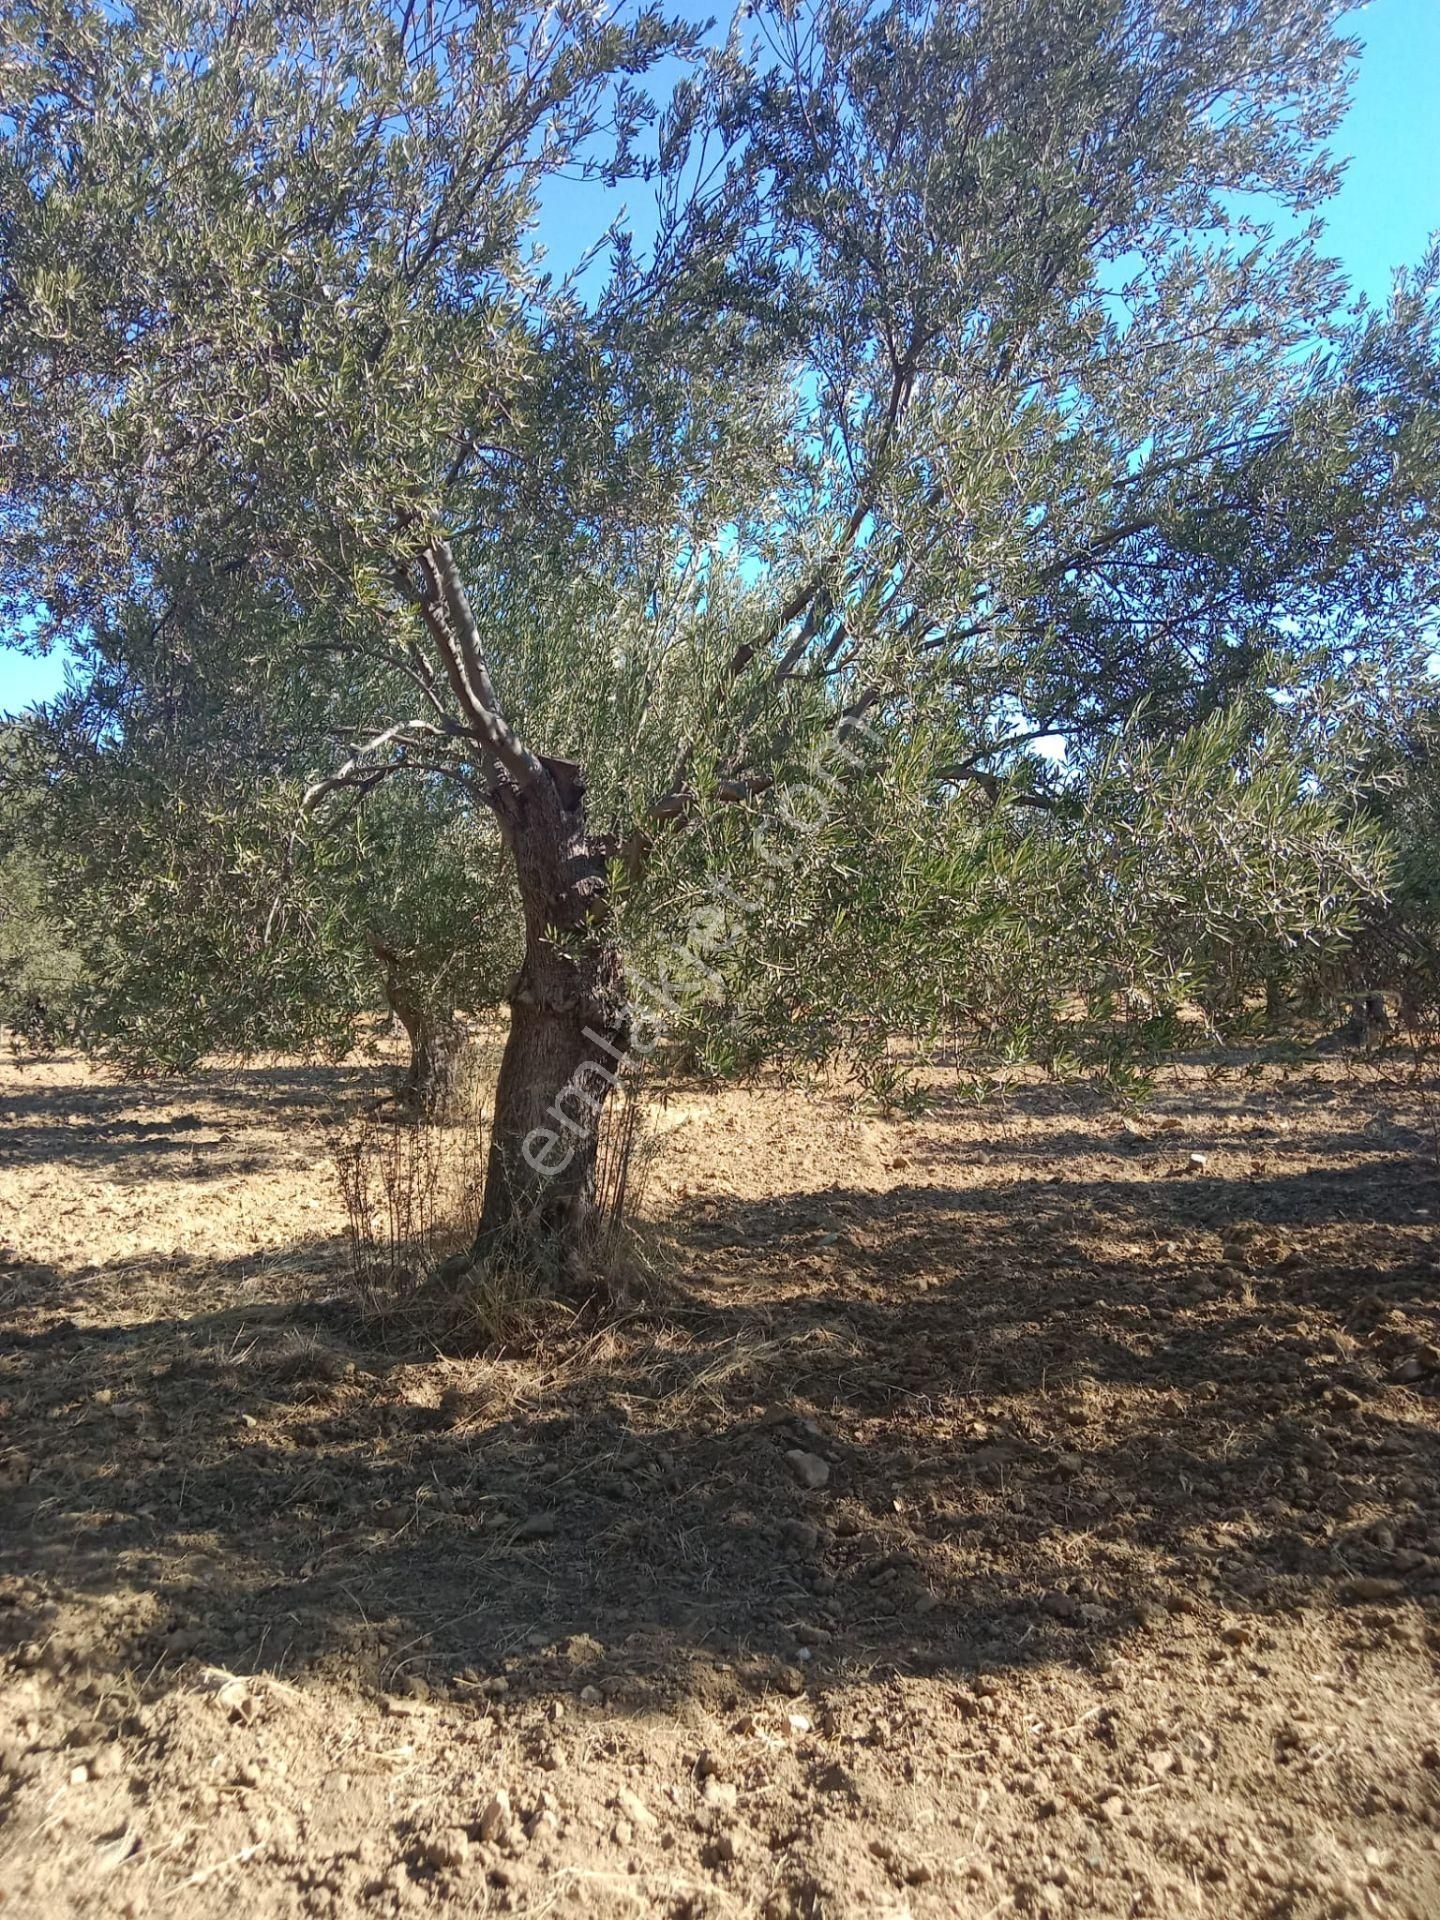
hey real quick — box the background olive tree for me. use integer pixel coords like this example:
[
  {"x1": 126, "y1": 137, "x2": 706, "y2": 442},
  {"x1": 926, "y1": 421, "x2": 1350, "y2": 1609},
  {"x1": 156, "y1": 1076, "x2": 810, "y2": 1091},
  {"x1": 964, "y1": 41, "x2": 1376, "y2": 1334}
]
[
  {"x1": 3, "y1": 622, "x2": 520, "y2": 1098},
  {"x1": 0, "y1": 730, "x2": 86, "y2": 1052}
]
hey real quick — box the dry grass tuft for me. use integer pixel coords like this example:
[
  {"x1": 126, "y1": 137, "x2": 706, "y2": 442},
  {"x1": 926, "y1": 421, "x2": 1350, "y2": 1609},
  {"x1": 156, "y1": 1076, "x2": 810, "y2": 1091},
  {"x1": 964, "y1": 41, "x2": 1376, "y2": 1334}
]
[
  {"x1": 328, "y1": 1073, "x2": 489, "y2": 1299},
  {"x1": 443, "y1": 1082, "x2": 670, "y2": 1348},
  {"x1": 255, "y1": 1327, "x2": 351, "y2": 1385},
  {"x1": 329, "y1": 1070, "x2": 670, "y2": 1347}
]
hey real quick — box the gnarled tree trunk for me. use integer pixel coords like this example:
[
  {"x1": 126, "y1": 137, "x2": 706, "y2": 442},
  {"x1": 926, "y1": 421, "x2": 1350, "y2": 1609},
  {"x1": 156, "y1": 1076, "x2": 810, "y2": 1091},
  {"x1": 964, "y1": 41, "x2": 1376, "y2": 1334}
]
[
  {"x1": 403, "y1": 539, "x2": 632, "y2": 1292},
  {"x1": 372, "y1": 941, "x2": 470, "y2": 1118},
  {"x1": 472, "y1": 764, "x2": 630, "y2": 1289},
  {"x1": 399, "y1": 1008, "x2": 470, "y2": 1115}
]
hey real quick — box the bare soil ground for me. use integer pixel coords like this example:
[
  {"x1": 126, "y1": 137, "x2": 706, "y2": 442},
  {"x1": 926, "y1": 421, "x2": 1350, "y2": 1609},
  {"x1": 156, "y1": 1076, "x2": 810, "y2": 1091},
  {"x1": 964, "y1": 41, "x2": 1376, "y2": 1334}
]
[{"x1": 2, "y1": 1044, "x2": 1439, "y2": 1920}]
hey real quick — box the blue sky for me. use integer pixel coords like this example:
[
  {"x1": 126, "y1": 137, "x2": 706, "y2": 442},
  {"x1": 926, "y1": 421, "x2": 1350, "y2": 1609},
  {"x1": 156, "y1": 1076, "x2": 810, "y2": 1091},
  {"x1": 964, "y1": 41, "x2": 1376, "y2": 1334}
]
[
  {"x1": 1319, "y1": 0, "x2": 1439, "y2": 299},
  {"x1": 3, "y1": 0, "x2": 1437, "y2": 717}
]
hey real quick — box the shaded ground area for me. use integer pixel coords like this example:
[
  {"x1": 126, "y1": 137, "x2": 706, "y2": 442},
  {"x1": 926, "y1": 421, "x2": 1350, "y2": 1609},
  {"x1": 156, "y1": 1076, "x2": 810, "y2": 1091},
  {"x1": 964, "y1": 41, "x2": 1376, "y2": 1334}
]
[{"x1": 2, "y1": 1048, "x2": 1439, "y2": 1917}]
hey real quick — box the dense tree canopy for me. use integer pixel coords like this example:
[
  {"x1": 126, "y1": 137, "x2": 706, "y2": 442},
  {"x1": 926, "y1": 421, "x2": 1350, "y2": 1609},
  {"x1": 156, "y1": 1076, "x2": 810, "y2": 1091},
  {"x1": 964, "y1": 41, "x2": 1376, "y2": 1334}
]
[
  {"x1": 7, "y1": 619, "x2": 519, "y2": 1091},
  {"x1": 3, "y1": 0, "x2": 1438, "y2": 1278}
]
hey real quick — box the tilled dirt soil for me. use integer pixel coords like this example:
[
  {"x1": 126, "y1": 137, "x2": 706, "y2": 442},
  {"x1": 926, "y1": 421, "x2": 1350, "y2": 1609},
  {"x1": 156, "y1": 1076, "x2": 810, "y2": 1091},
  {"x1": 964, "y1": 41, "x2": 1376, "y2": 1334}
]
[{"x1": 2, "y1": 1045, "x2": 1439, "y2": 1919}]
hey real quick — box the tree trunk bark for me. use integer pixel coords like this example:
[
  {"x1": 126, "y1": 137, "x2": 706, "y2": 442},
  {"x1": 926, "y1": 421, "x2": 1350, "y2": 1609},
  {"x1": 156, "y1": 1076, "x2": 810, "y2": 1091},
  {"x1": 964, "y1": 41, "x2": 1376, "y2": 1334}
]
[
  {"x1": 372, "y1": 943, "x2": 469, "y2": 1118},
  {"x1": 471, "y1": 766, "x2": 629, "y2": 1291},
  {"x1": 399, "y1": 1010, "x2": 470, "y2": 1116}
]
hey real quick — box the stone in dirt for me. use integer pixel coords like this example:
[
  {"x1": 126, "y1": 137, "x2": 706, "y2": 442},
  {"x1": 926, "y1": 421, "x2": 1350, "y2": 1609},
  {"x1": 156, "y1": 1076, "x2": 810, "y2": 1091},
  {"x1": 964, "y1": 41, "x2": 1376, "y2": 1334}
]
[
  {"x1": 95, "y1": 1826, "x2": 140, "y2": 1873},
  {"x1": 419, "y1": 1830, "x2": 470, "y2": 1872},
  {"x1": 613, "y1": 1785, "x2": 657, "y2": 1828},
  {"x1": 785, "y1": 1450, "x2": 830, "y2": 1490},
  {"x1": 478, "y1": 1789, "x2": 512, "y2": 1842},
  {"x1": 1339, "y1": 1576, "x2": 1405, "y2": 1603},
  {"x1": 216, "y1": 1679, "x2": 258, "y2": 1723}
]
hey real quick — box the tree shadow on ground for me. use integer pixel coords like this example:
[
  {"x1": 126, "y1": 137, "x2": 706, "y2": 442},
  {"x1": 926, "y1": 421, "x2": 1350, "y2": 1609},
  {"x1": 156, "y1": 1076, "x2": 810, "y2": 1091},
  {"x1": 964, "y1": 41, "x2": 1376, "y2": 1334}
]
[
  {"x1": 3, "y1": 1148, "x2": 1438, "y2": 1727},
  {"x1": 0, "y1": 1058, "x2": 385, "y2": 1178},
  {"x1": 903, "y1": 1053, "x2": 1433, "y2": 1167}
]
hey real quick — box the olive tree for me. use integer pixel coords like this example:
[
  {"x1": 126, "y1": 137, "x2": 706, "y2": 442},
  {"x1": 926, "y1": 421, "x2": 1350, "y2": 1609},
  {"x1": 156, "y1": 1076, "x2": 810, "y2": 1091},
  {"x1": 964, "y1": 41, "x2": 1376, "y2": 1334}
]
[{"x1": 3, "y1": 0, "x2": 1437, "y2": 1281}]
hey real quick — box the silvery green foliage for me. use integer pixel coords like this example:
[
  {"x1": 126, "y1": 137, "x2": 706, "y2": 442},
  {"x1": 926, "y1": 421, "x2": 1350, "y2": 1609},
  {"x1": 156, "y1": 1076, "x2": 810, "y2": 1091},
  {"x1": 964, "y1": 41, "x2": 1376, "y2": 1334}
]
[
  {"x1": 1276, "y1": 650, "x2": 1440, "y2": 1023},
  {"x1": 0, "y1": 734, "x2": 86, "y2": 1049},
  {"x1": 13, "y1": 613, "x2": 521, "y2": 1073},
  {"x1": 613, "y1": 662, "x2": 1395, "y2": 1092},
  {"x1": 2, "y1": 0, "x2": 1436, "y2": 1089}
]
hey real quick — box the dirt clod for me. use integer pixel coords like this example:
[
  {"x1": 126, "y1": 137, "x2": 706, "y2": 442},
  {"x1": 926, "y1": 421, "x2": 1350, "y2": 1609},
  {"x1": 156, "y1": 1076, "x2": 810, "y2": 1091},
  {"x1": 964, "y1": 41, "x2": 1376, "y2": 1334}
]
[{"x1": 785, "y1": 1449, "x2": 831, "y2": 1490}]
